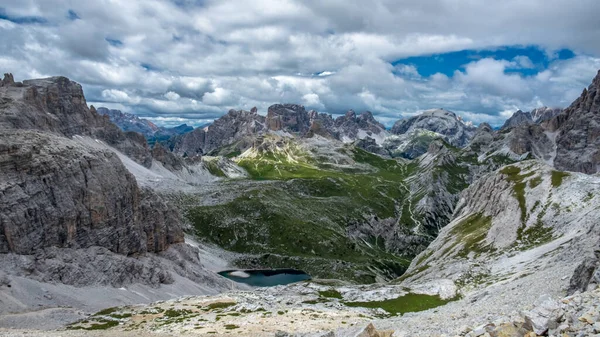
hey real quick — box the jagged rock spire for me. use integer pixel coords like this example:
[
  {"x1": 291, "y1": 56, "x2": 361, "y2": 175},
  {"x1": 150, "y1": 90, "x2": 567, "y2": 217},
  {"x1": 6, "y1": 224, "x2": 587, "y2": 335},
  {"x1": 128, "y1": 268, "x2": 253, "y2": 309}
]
[{"x1": 1, "y1": 73, "x2": 15, "y2": 87}]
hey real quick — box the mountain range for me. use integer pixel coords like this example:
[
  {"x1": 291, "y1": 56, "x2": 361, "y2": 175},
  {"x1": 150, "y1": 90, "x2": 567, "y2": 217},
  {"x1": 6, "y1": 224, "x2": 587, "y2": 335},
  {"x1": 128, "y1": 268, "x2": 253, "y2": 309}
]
[{"x1": 0, "y1": 70, "x2": 599, "y2": 336}]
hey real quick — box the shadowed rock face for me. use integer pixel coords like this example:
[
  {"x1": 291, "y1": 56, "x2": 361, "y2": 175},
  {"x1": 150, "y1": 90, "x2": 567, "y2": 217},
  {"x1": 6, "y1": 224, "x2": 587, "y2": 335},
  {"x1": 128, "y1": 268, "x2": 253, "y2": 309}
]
[
  {"x1": 550, "y1": 70, "x2": 600, "y2": 174},
  {"x1": 267, "y1": 104, "x2": 311, "y2": 134},
  {"x1": 0, "y1": 73, "x2": 186, "y2": 273},
  {"x1": 501, "y1": 110, "x2": 533, "y2": 130},
  {"x1": 0, "y1": 130, "x2": 184, "y2": 255}
]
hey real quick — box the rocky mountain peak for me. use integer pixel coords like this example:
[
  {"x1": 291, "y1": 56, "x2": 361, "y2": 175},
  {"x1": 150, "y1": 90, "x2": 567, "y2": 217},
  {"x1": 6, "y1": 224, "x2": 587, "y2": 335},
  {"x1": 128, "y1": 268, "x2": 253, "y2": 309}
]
[
  {"x1": 1, "y1": 73, "x2": 16, "y2": 87},
  {"x1": 266, "y1": 103, "x2": 310, "y2": 133},
  {"x1": 550, "y1": 69, "x2": 600, "y2": 173},
  {"x1": 390, "y1": 108, "x2": 476, "y2": 148},
  {"x1": 477, "y1": 122, "x2": 493, "y2": 133},
  {"x1": 344, "y1": 109, "x2": 357, "y2": 120},
  {"x1": 530, "y1": 106, "x2": 562, "y2": 123},
  {"x1": 501, "y1": 110, "x2": 533, "y2": 130}
]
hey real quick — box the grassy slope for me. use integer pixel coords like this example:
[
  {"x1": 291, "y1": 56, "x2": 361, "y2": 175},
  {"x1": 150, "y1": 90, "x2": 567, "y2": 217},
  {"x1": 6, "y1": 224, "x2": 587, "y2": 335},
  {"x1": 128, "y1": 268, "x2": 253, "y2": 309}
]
[
  {"x1": 188, "y1": 145, "x2": 416, "y2": 282},
  {"x1": 186, "y1": 137, "x2": 471, "y2": 283}
]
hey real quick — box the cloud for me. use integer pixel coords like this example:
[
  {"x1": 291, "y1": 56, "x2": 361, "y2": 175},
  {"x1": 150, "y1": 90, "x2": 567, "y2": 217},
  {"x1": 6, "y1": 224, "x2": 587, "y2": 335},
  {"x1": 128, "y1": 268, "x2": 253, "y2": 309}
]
[{"x1": 0, "y1": 0, "x2": 599, "y2": 127}]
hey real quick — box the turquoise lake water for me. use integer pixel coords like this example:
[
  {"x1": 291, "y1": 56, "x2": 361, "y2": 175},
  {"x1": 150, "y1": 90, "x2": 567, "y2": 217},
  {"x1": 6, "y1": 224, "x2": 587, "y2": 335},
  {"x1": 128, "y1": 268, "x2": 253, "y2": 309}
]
[{"x1": 218, "y1": 269, "x2": 311, "y2": 287}]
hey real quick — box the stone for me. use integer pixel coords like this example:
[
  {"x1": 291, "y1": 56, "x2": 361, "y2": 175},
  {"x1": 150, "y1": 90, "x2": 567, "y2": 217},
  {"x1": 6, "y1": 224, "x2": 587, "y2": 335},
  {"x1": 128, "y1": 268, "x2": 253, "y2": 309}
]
[
  {"x1": 1, "y1": 73, "x2": 15, "y2": 86},
  {"x1": 568, "y1": 249, "x2": 600, "y2": 295},
  {"x1": 521, "y1": 295, "x2": 562, "y2": 335},
  {"x1": 356, "y1": 323, "x2": 394, "y2": 337}
]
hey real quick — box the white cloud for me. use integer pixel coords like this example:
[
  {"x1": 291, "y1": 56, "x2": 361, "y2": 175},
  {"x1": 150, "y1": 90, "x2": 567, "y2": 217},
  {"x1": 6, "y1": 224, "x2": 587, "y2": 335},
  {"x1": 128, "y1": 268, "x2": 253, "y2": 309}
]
[
  {"x1": 164, "y1": 91, "x2": 180, "y2": 101},
  {"x1": 0, "y1": 0, "x2": 599, "y2": 128}
]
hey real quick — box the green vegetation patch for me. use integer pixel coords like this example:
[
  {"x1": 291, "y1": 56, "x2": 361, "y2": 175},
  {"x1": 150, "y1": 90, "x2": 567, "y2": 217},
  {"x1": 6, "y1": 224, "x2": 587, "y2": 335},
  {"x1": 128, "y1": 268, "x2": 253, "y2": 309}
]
[
  {"x1": 206, "y1": 302, "x2": 236, "y2": 310},
  {"x1": 344, "y1": 293, "x2": 455, "y2": 316},
  {"x1": 500, "y1": 165, "x2": 535, "y2": 222},
  {"x1": 519, "y1": 221, "x2": 554, "y2": 249},
  {"x1": 93, "y1": 307, "x2": 119, "y2": 316},
  {"x1": 551, "y1": 170, "x2": 570, "y2": 188},
  {"x1": 189, "y1": 148, "x2": 414, "y2": 282},
  {"x1": 224, "y1": 324, "x2": 240, "y2": 330},
  {"x1": 68, "y1": 319, "x2": 119, "y2": 331},
  {"x1": 529, "y1": 176, "x2": 542, "y2": 188},
  {"x1": 163, "y1": 308, "x2": 194, "y2": 318},
  {"x1": 203, "y1": 159, "x2": 227, "y2": 177},
  {"x1": 318, "y1": 289, "x2": 343, "y2": 299},
  {"x1": 449, "y1": 213, "x2": 493, "y2": 257}
]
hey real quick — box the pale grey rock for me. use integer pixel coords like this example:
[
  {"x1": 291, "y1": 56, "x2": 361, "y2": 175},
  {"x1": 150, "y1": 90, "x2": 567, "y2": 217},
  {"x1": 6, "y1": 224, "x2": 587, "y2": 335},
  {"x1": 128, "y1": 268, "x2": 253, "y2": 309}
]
[
  {"x1": 390, "y1": 108, "x2": 476, "y2": 148},
  {"x1": 531, "y1": 106, "x2": 562, "y2": 123},
  {"x1": 521, "y1": 295, "x2": 562, "y2": 335}
]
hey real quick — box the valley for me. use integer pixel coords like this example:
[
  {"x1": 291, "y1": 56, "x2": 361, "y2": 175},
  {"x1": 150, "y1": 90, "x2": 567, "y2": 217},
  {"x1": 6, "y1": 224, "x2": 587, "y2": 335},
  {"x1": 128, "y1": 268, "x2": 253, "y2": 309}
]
[{"x1": 0, "y1": 69, "x2": 599, "y2": 337}]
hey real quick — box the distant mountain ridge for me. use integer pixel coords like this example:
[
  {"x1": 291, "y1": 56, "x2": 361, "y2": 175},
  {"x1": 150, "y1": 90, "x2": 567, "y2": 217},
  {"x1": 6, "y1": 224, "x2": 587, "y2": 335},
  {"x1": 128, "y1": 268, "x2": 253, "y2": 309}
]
[
  {"x1": 96, "y1": 107, "x2": 194, "y2": 143},
  {"x1": 500, "y1": 107, "x2": 562, "y2": 130}
]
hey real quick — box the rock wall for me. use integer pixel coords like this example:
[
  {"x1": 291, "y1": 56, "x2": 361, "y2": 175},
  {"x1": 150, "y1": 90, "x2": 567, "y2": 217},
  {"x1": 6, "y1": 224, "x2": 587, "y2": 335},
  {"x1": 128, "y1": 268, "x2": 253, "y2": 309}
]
[
  {"x1": 0, "y1": 130, "x2": 183, "y2": 255},
  {"x1": 551, "y1": 70, "x2": 600, "y2": 174}
]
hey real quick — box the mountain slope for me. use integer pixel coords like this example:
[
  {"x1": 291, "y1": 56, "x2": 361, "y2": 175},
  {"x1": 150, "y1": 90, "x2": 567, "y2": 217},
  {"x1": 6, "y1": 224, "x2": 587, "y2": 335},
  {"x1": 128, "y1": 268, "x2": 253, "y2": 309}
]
[{"x1": 0, "y1": 74, "x2": 231, "y2": 327}]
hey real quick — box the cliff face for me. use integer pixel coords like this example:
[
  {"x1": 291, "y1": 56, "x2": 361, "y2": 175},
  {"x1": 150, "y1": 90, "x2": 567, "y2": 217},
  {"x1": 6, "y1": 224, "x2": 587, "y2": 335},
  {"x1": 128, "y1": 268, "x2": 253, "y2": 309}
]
[
  {"x1": 0, "y1": 73, "x2": 185, "y2": 261},
  {"x1": 551, "y1": 70, "x2": 600, "y2": 174},
  {"x1": 0, "y1": 129, "x2": 183, "y2": 255}
]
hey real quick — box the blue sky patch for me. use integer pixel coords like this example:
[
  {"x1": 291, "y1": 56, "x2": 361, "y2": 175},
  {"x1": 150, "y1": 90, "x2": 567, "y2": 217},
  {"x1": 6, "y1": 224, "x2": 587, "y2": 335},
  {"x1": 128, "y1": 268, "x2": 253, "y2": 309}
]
[
  {"x1": 67, "y1": 10, "x2": 80, "y2": 21},
  {"x1": 106, "y1": 38, "x2": 123, "y2": 47},
  {"x1": 393, "y1": 46, "x2": 576, "y2": 77},
  {"x1": 0, "y1": 7, "x2": 47, "y2": 24}
]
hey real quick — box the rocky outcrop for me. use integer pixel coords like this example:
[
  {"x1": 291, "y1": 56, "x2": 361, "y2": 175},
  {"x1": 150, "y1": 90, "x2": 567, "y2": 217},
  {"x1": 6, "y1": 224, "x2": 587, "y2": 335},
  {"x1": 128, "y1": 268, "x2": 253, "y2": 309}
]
[
  {"x1": 1, "y1": 73, "x2": 17, "y2": 87},
  {"x1": 501, "y1": 107, "x2": 562, "y2": 131},
  {"x1": 507, "y1": 124, "x2": 554, "y2": 157},
  {"x1": 568, "y1": 248, "x2": 600, "y2": 295},
  {"x1": 168, "y1": 104, "x2": 389, "y2": 157},
  {"x1": 151, "y1": 142, "x2": 185, "y2": 171},
  {"x1": 266, "y1": 104, "x2": 311, "y2": 134},
  {"x1": 390, "y1": 108, "x2": 476, "y2": 148},
  {"x1": 501, "y1": 110, "x2": 533, "y2": 130},
  {"x1": 0, "y1": 74, "x2": 211, "y2": 295},
  {"x1": 0, "y1": 130, "x2": 183, "y2": 255},
  {"x1": 334, "y1": 110, "x2": 387, "y2": 143},
  {"x1": 550, "y1": 70, "x2": 600, "y2": 174},
  {"x1": 0, "y1": 74, "x2": 152, "y2": 167},
  {"x1": 168, "y1": 108, "x2": 265, "y2": 156},
  {"x1": 355, "y1": 136, "x2": 389, "y2": 156},
  {"x1": 531, "y1": 106, "x2": 562, "y2": 123},
  {"x1": 385, "y1": 109, "x2": 476, "y2": 159}
]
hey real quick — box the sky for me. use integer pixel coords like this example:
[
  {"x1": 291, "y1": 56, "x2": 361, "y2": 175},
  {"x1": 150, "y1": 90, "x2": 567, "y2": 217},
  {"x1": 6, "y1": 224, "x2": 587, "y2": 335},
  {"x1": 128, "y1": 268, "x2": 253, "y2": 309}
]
[{"x1": 1, "y1": 1, "x2": 599, "y2": 128}]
